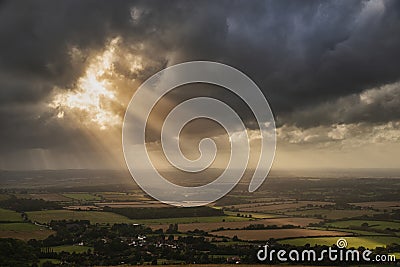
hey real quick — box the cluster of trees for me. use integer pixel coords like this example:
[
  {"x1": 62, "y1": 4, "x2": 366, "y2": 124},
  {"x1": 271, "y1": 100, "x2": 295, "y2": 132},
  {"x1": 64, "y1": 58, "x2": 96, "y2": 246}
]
[
  {"x1": 0, "y1": 239, "x2": 38, "y2": 267},
  {"x1": 0, "y1": 196, "x2": 61, "y2": 212}
]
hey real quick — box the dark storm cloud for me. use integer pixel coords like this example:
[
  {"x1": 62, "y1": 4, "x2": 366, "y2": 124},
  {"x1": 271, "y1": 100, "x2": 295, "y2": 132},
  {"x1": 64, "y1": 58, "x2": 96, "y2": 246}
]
[
  {"x1": 0, "y1": 0, "x2": 132, "y2": 74},
  {"x1": 0, "y1": 0, "x2": 135, "y2": 103},
  {"x1": 282, "y1": 81, "x2": 400, "y2": 128},
  {"x1": 0, "y1": 103, "x2": 90, "y2": 151},
  {"x1": 223, "y1": 0, "x2": 400, "y2": 117},
  {"x1": 153, "y1": 0, "x2": 400, "y2": 112},
  {"x1": 1, "y1": 0, "x2": 400, "y2": 156},
  {"x1": 2, "y1": 0, "x2": 400, "y2": 107}
]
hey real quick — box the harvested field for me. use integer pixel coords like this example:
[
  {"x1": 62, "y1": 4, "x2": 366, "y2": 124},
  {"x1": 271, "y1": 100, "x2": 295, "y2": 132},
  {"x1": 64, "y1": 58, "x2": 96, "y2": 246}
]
[{"x1": 258, "y1": 217, "x2": 322, "y2": 227}]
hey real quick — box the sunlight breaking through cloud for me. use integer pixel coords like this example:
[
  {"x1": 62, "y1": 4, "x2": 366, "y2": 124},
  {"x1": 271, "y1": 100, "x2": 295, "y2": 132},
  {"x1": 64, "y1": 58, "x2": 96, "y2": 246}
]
[{"x1": 49, "y1": 37, "x2": 142, "y2": 130}]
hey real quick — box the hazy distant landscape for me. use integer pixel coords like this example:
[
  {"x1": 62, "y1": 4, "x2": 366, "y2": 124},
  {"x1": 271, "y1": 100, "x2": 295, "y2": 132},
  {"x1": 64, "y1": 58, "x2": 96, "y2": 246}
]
[{"x1": 0, "y1": 169, "x2": 399, "y2": 266}]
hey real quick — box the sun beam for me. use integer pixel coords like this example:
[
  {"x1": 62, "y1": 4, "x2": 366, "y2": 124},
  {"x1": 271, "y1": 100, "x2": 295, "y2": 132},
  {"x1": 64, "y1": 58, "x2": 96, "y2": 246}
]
[{"x1": 49, "y1": 37, "x2": 140, "y2": 130}]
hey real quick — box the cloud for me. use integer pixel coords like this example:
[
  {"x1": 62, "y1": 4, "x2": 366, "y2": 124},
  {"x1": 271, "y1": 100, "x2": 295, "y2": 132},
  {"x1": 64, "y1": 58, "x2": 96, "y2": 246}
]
[
  {"x1": 278, "y1": 120, "x2": 400, "y2": 148},
  {"x1": 2, "y1": 0, "x2": 400, "y2": 109},
  {"x1": 282, "y1": 81, "x2": 400, "y2": 127},
  {"x1": 1, "y1": 0, "x2": 400, "y2": 169}
]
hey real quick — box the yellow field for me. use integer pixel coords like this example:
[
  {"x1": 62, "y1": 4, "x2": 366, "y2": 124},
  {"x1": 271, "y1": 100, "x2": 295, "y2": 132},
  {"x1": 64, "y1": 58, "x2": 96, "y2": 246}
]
[
  {"x1": 212, "y1": 228, "x2": 351, "y2": 241},
  {"x1": 279, "y1": 236, "x2": 400, "y2": 249}
]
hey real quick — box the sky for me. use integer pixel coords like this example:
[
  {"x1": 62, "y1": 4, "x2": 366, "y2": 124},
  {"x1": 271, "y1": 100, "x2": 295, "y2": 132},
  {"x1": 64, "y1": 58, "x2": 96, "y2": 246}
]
[{"x1": 0, "y1": 0, "x2": 400, "y2": 171}]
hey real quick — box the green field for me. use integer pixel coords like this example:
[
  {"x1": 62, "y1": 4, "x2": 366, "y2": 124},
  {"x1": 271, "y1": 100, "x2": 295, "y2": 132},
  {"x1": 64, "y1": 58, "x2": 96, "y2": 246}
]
[
  {"x1": 0, "y1": 222, "x2": 54, "y2": 240},
  {"x1": 286, "y1": 209, "x2": 379, "y2": 220},
  {"x1": 27, "y1": 210, "x2": 133, "y2": 224},
  {"x1": 62, "y1": 193, "x2": 101, "y2": 201},
  {"x1": 279, "y1": 236, "x2": 400, "y2": 249},
  {"x1": 0, "y1": 222, "x2": 39, "y2": 231},
  {"x1": 325, "y1": 220, "x2": 400, "y2": 231},
  {"x1": 135, "y1": 215, "x2": 250, "y2": 225},
  {"x1": 0, "y1": 208, "x2": 23, "y2": 222},
  {"x1": 50, "y1": 245, "x2": 93, "y2": 253}
]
